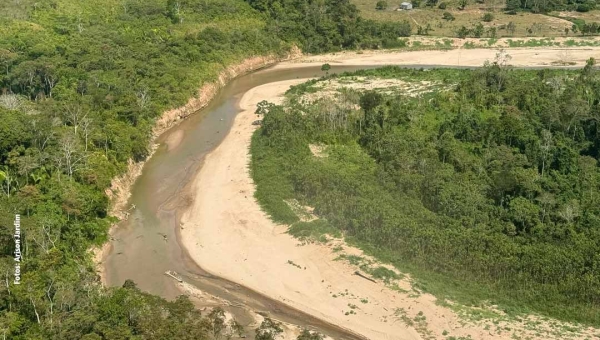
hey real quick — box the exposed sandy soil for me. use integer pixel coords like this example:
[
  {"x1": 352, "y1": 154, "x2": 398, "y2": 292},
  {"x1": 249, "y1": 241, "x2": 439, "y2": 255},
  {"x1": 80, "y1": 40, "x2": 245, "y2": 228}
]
[
  {"x1": 180, "y1": 76, "x2": 598, "y2": 339},
  {"x1": 181, "y1": 79, "x2": 420, "y2": 340},
  {"x1": 273, "y1": 46, "x2": 600, "y2": 69},
  {"x1": 298, "y1": 77, "x2": 440, "y2": 104},
  {"x1": 178, "y1": 281, "x2": 328, "y2": 340}
]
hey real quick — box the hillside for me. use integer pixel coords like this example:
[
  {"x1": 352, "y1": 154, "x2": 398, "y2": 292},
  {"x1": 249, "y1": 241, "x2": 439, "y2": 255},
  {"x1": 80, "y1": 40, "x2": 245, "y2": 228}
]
[{"x1": 352, "y1": 0, "x2": 600, "y2": 37}]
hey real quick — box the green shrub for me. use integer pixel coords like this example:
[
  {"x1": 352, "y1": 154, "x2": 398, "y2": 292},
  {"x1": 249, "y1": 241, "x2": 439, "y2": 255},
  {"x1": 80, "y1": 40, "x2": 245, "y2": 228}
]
[
  {"x1": 472, "y1": 22, "x2": 485, "y2": 37},
  {"x1": 443, "y1": 11, "x2": 455, "y2": 21},
  {"x1": 376, "y1": 0, "x2": 388, "y2": 10},
  {"x1": 482, "y1": 13, "x2": 494, "y2": 22},
  {"x1": 576, "y1": 3, "x2": 591, "y2": 12},
  {"x1": 288, "y1": 219, "x2": 341, "y2": 241}
]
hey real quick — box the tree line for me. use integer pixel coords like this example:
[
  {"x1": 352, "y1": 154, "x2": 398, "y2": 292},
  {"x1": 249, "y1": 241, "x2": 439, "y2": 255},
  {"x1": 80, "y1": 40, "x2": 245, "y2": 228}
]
[
  {"x1": 0, "y1": 0, "x2": 403, "y2": 337},
  {"x1": 505, "y1": 0, "x2": 597, "y2": 13},
  {"x1": 245, "y1": 0, "x2": 412, "y2": 52},
  {"x1": 251, "y1": 61, "x2": 600, "y2": 326}
]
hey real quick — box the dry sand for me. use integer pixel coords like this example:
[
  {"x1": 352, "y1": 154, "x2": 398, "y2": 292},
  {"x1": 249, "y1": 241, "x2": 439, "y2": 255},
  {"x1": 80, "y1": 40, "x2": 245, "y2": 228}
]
[
  {"x1": 273, "y1": 47, "x2": 600, "y2": 69},
  {"x1": 181, "y1": 54, "x2": 599, "y2": 339},
  {"x1": 181, "y1": 79, "x2": 421, "y2": 340}
]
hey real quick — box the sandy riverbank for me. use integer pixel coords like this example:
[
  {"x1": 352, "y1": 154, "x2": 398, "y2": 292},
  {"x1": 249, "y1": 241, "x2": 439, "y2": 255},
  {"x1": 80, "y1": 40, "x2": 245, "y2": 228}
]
[
  {"x1": 94, "y1": 51, "x2": 301, "y2": 284},
  {"x1": 273, "y1": 47, "x2": 600, "y2": 69},
  {"x1": 180, "y1": 78, "x2": 420, "y2": 339},
  {"x1": 181, "y1": 66, "x2": 598, "y2": 338}
]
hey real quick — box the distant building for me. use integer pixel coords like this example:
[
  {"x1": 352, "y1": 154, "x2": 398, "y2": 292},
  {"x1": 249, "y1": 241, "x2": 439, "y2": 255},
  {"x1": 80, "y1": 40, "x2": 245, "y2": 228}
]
[{"x1": 400, "y1": 2, "x2": 413, "y2": 9}]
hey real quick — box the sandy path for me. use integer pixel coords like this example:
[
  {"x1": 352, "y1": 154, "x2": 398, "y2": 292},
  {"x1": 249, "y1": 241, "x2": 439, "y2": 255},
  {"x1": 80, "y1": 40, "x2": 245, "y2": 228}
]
[
  {"x1": 273, "y1": 47, "x2": 600, "y2": 69},
  {"x1": 181, "y1": 65, "x2": 598, "y2": 339}
]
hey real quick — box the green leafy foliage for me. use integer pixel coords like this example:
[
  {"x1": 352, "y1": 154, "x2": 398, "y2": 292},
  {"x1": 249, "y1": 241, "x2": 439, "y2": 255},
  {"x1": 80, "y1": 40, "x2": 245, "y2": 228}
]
[
  {"x1": 376, "y1": 0, "x2": 389, "y2": 10},
  {"x1": 506, "y1": 0, "x2": 597, "y2": 13},
  {"x1": 443, "y1": 12, "x2": 456, "y2": 21},
  {"x1": 482, "y1": 13, "x2": 494, "y2": 22},
  {"x1": 297, "y1": 329, "x2": 324, "y2": 340},
  {"x1": 251, "y1": 65, "x2": 600, "y2": 326},
  {"x1": 245, "y1": 0, "x2": 412, "y2": 52},
  {"x1": 255, "y1": 318, "x2": 283, "y2": 340},
  {"x1": 0, "y1": 0, "x2": 414, "y2": 337}
]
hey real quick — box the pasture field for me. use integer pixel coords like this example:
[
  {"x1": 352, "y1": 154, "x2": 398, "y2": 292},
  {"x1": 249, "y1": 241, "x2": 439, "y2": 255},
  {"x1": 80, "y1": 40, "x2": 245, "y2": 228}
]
[{"x1": 352, "y1": 0, "x2": 597, "y2": 37}]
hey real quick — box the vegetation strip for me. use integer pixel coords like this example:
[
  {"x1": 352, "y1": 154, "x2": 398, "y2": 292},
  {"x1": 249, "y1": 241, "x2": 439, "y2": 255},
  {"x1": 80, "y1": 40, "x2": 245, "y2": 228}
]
[{"x1": 251, "y1": 63, "x2": 600, "y2": 328}]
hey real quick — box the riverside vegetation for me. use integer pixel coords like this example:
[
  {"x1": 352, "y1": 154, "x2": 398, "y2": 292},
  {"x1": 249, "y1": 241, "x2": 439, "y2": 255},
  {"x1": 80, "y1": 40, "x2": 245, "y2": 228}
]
[
  {"x1": 0, "y1": 0, "x2": 412, "y2": 338},
  {"x1": 251, "y1": 61, "x2": 600, "y2": 327}
]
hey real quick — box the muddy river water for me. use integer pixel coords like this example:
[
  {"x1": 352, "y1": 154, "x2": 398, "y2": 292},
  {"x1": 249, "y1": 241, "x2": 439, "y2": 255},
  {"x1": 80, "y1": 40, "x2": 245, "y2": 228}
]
[{"x1": 102, "y1": 64, "x2": 388, "y2": 339}]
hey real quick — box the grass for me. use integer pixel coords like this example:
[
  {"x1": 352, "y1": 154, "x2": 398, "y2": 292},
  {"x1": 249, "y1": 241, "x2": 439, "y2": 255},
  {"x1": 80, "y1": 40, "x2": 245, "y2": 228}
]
[
  {"x1": 288, "y1": 219, "x2": 341, "y2": 242},
  {"x1": 397, "y1": 36, "x2": 600, "y2": 50},
  {"x1": 506, "y1": 37, "x2": 556, "y2": 46},
  {"x1": 563, "y1": 38, "x2": 600, "y2": 46},
  {"x1": 351, "y1": 0, "x2": 590, "y2": 37},
  {"x1": 345, "y1": 235, "x2": 600, "y2": 330},
  {"x1": 369, "y1": 266, "x2": 404, "y2": 283},
  {"x1": 550, "y1": 10, "x2": 600, "y2": 23},
  {"x1": 253, "y1": 69, "x2": 600, "y2": 333}
]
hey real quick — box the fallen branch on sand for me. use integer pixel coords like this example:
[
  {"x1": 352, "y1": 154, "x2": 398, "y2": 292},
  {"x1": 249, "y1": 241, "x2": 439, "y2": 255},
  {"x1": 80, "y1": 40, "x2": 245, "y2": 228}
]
[
  {"x1": 165, "y1": 270, "x2": 183, "y2": 282},
  {"x1": 354, "y1": 271, "x2": 377, "y2": 283}
]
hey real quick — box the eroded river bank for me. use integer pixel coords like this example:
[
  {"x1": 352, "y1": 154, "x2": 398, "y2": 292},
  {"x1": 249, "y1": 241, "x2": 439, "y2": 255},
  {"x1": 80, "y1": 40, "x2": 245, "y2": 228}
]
[
  {"x1": 102, "y1": 65, "x2": 379, "y2": 339},
  {"x1": 102, "y1": 47, "x2": 600, "y2": 339}
]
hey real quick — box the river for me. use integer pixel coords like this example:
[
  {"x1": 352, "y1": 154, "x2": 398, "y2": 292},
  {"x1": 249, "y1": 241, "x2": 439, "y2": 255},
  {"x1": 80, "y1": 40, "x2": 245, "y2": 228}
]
[
  {"x1": 102, "y1": 64, "x2": 383, "y2": 339},
  {"x1": 102, "y1": 49, "x2": 598, "y2": 339}
]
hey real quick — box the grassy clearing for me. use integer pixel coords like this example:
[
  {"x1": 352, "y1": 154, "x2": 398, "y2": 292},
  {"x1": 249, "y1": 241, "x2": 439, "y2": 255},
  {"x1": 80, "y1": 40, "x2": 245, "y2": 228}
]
[
  {"x1": 352, "y1": 0, "x2": 594, "y2": 37},
  {"x1": 553, "y1": 10, "x2": 600, "y2": 22}
]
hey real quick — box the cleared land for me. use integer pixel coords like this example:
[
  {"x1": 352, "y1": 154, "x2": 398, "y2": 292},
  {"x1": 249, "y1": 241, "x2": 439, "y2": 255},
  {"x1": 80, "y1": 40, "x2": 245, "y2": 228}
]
[{"x1": 353, "y1": 0, "x2": 596, "y2": 37}]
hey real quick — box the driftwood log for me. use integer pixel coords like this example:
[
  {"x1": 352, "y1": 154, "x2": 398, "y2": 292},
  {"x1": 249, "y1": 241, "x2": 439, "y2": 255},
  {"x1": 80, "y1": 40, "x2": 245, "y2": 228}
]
[
  {"x1": 164, "y1": 271, "x2": 183, "y2": 283},
  {"x1": 354, "y1": 271, "x2": 377, "y2": 283}
]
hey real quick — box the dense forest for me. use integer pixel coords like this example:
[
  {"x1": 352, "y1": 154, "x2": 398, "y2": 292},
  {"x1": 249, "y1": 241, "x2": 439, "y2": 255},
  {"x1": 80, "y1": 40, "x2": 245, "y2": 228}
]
[
  {"x1": 0, "y1": 0, "x2": 407, "y2": 338},
  {"x1": 505, "y1": 0, "x2": 597, "y2": 13},
  {"x1": 245, "y1": 0, "x2": 411, "y2": 51},
  {"x1": 251, "y1": 62, "x2": 600, "y2": 325}
]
